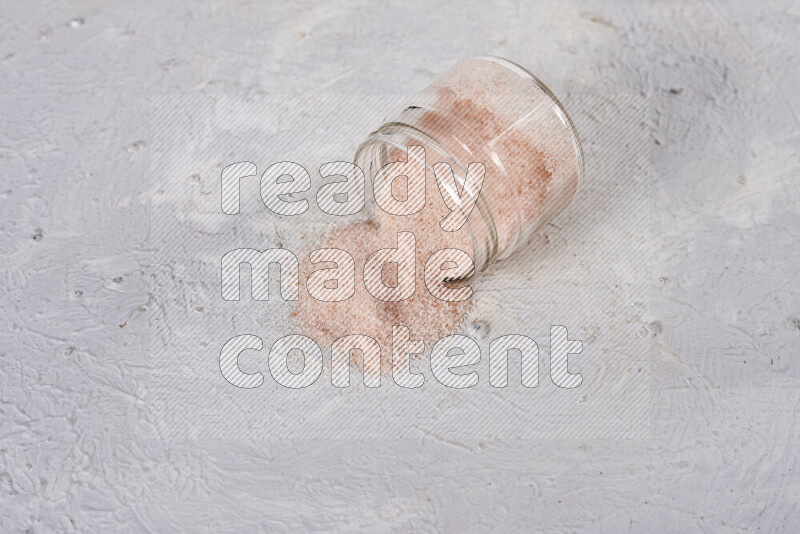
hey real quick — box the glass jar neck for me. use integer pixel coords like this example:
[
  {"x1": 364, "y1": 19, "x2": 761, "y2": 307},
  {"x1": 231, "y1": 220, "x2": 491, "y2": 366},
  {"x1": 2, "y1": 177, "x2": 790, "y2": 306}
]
[{"x1": 355, "y1": 114, "x2": 500, "y2": 274}]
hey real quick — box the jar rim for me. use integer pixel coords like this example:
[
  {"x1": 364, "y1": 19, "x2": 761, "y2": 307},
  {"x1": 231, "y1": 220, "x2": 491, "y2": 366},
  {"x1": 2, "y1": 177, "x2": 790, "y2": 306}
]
[{"x1": 354, "y1": 121, "x2": 498, "y2": 274}]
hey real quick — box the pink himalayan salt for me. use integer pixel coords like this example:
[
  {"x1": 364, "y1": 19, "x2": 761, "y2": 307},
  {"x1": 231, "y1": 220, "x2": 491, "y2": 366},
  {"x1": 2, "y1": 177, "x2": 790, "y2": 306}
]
[{"x1": 294, "y1": 121, "x2": 552, "y2": 360}]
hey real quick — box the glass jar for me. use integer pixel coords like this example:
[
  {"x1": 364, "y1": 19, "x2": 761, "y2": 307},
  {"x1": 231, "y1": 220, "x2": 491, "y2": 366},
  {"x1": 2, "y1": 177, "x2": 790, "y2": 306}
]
[{"x1": 354, "y1": 56, "x2": 584, "y2": 274}]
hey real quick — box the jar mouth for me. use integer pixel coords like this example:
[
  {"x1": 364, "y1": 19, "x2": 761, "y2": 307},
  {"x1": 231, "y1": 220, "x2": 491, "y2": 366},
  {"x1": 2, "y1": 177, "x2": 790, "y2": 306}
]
[
  {"x1": 354, "y1": 121, "x2": 498, "y2": 275},
  {"x1": 472, "y1": 56, "x2": 585, "y2": 194}
]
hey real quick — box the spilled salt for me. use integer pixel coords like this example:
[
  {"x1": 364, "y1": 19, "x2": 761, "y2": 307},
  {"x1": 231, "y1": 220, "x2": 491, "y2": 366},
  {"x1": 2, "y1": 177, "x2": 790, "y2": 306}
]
[{"x1": 292, "y1": 57, "x2": 580, "y2": 370}]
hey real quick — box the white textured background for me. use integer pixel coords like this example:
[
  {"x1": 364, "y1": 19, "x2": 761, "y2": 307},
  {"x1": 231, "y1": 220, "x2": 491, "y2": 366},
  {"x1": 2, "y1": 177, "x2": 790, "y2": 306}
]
[
  {"x1": 1, "y1": 1, "x2": 798, "y2": 532},
  {"x1": 148, "y1": 92, "x2": 652, "y2": 441}
]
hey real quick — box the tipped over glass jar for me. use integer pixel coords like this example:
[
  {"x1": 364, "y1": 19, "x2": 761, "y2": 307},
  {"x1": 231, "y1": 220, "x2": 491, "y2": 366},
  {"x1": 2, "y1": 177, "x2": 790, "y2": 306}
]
[{"x1": 355, "y1": 56, "x2": 584, "y2": 274}]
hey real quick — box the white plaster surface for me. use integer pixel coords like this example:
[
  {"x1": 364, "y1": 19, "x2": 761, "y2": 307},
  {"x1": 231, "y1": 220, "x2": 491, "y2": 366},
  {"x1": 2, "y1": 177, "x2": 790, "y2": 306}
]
[{"x1": 1, "y1": 1, "x2": 799, "y2": 532}]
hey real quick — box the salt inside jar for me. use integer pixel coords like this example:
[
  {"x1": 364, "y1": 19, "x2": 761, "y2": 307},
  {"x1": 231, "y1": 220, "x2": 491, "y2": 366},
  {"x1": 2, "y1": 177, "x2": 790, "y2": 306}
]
[{"x1": 355, "y1": 56, "x2": 584, "y2": 273}]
